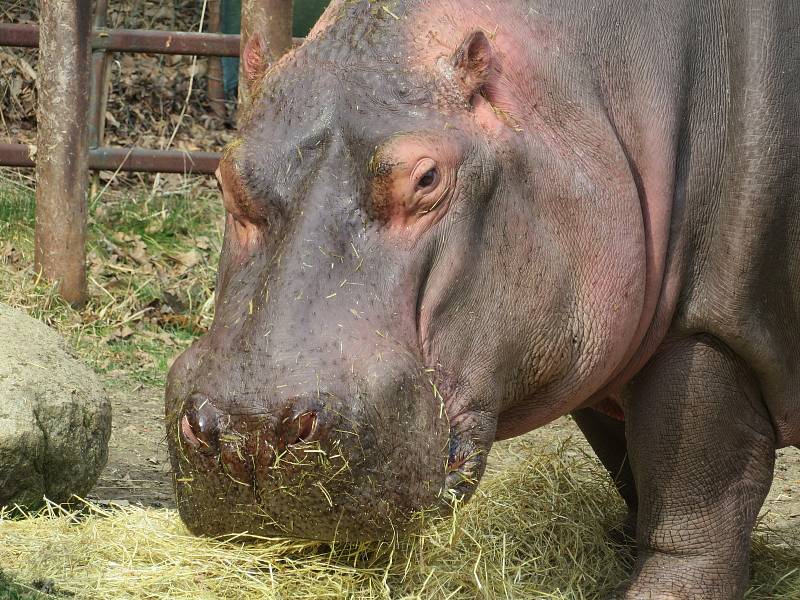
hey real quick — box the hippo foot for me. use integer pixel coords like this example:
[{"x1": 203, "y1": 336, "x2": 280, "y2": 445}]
[{"x1": 614, "y1": 552, "x2": 745, "y2": 600}]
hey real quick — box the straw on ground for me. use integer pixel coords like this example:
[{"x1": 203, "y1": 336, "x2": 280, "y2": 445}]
[{"x1": 1, "y1": 437, "x2": 798, "y2": 600}]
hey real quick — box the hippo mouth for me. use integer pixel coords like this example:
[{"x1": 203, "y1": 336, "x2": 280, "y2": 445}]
[
  {"x1": 167, "y1": 383, "x2": 457, "y2": 540},
  {"x1": 166, "y1": 330, "x2": 487, "y2": 541},
  {"x1": 443, "y1": 419, "x2": 486, "y2": 503},
  {"x1": 433, "y1": 374, "x2": 490, "y2": 505},
  {"x1": 169, "y1": 396, "x2": 486, "y2": 537}
]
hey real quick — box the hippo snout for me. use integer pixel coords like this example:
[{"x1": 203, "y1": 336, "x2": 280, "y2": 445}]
[{"x1": 166, "y1": 364, "x2": 453, "y2": 540}]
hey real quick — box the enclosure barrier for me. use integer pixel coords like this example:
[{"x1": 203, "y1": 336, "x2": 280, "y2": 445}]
[{"x1": 0, "y1": 0, "x2": 295, "y2": 305}]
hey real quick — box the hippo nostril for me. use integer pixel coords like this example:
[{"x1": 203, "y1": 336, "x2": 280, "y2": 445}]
[
  {"x1": 284, "y1": 411, "x2": 317, "y2": 446},
  {"x1": 196, "y1": 410, "x2": 213, "y2": 434},
  {"x1": 182, "y1": 395, "x2": 223, "y2": 453},
  {"x1": 297, "y1": 411, "x2": 316, "y2": 442},
  {"x1": 181, "y1": 415, "x2": 201, "y2": 448}
]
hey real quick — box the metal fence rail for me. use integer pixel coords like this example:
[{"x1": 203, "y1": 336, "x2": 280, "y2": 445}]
[
  {"x1": 0, "y1": 21, "x2": 304, "y2": 172},
  {"x1": 0, "y1": 23, "x2": 242, "y2": 55},
  {"x1": 0, "y1": 0, "x2": 295, "y2": 305},
  {"x1": 0, "y1": 22, "x2": 243, "y2": 174},
  {"x1": 0, "y1": 143, "x2": 221, "y2": 174}
]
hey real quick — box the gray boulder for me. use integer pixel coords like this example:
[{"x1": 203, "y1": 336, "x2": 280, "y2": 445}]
[{"x1": 0, "y1": 304, "x2": 111, "y2": 509}]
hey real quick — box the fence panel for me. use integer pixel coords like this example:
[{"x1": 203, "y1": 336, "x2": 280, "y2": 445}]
[{"x1": 0, "y1": 1, "x2": 295, "y2": 305}]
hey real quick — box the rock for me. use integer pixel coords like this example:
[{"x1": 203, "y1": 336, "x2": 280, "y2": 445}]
[{"x1": 0, "y1": 304, "x2": 111, "y2": 509}]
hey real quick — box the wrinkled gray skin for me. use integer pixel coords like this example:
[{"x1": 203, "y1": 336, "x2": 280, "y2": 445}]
[{"x1": 166, "y1": 1, "x2": 799, "y2": 597}]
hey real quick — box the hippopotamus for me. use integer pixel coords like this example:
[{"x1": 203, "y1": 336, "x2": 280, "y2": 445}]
[{"x1": 165, "y1": 0, "x2": 800, "y2": 597}]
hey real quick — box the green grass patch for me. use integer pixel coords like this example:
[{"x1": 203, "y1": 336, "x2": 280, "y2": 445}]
[
  {"x1": 0, "y1": 183, "x2": 35, "y2": 228},
  {"x1": 0, "y1": 172, "x2": 224, "y2": 388}
]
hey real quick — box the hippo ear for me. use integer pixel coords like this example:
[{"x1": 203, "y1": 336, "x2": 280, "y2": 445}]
[
  {"x1": 242, "y1": 33, "x2": 268, "y2": 87},
  {"x1": 451, "y1": 30, "x2": 497, "y2": 103}
]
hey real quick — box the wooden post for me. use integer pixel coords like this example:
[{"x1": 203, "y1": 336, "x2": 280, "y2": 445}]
[
  {"x1": 35, "y1": 0, "x2": 92, "y2": 306},
  {"x1": 239, "y1": 0, "x2": 293, "y2": 111}
]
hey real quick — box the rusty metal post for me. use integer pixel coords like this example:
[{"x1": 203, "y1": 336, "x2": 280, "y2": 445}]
[
  {"x1": 88, "y1": 0, "x2": 110, "y2": 148},
  {"x1": 239, "y1": 0, "x2": 293, "y2": 112},
  {"x1": 35, "y1": 0, "x2": 92, "y2": 306},
  {"x1": 88, "y1": 0, "x2": 110, "y2": 198},
  {"x1": 207, "y1": 0, "x2": 226, "y2": 119}
]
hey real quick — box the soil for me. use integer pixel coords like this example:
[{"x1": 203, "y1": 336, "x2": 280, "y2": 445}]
[
  {"x1": 88, "y1": 378, "x2": 174, "y2": 509},
  {"x1": 90, "y1": 374, "x2": 800, "y2": 533}
]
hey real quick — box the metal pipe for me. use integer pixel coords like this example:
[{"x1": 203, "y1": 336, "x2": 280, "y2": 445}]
[
  {"x1": 35, "y1": 0, "x2": 92, "y2": 307},
  {"x1": 87, "y1": 147, "x2": 220, "y2": 174},
  {"x1": 0, "y1": 143, "x2": 220, "y2": 174},
  {"x1": 91, "y1": 27, "x2": 242, "y2": 56},
  {"x1": 0, "y1": 143, "x2": 36, "y2": 168},
  {"x1": 0, "y1": 22, "x2": 304, "y2": 55},
  {"x1": 207, "y1": 0, "x2": 227, "y2": 119},
  {"x1": 0, "y1": 22, "x2": 238, "y2": 56},
  {"x1": 88, "y1": 0, "x2": 110, "y2": 150},
  {"x1": 88, "y1": 0, "x2": 111, "y2": 199},
  {"x1": 239, "y1": 0, "x2": 293, "y2": 112},
  {"x1": 0, "y1": 23, "x2": 38, "y2": 47}
]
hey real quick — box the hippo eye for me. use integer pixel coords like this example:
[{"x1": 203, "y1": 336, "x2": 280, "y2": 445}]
[{"x1": 415, "y1": 167, "x2": 439, "y2": 192}]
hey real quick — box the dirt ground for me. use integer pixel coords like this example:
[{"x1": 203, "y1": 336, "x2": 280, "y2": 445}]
[
  {"x1": 90, "y1": 371, "x2": 800, "y2": 534},
  {"x1": 89, "y1": 379, "x2": 175, "y2": 509}
]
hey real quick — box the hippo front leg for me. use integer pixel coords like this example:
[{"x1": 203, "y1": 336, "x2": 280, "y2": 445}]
[{"x1": 621, "y1": 335, "x2": 776, "y2": 600}]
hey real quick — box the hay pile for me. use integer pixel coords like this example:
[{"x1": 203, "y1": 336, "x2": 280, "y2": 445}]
[
  {"x1": 1, "y1": 437, "x2": 798, "y2": 600},
  {"x1": 0, "y1": 439, "x2": 628, "y2": 599}
]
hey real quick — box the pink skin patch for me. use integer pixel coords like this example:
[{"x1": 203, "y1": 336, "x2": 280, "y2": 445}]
[
  {"x1": 592, "y1": 397, "x2": 626, "y2": 422},
  {"x1": 409, "y1": 2, "x2": 555, "y2": 138},
  {"x1": 470, "y1": 93, "x2": 507, "y2": 136},
  {"x1": 405, "y1": 1, "x2": 678, "y2": 433},
  {"x1": 369, "y1": 135, "x2": 463, "y2": 242},
  {"x1": 241, "y1": 34, "x2": 267, "y2": 88},
  {"x1": 589, "y1": 145, "x2": 681, "y2": 404}
]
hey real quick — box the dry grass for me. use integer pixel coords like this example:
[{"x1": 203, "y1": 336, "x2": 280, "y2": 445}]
[
  {"x1": 1, "y1": 440, "x2": 631, "y2": 600},
  {"x1": 1, "y1": 438, "x2": 798, "y2": 599}
]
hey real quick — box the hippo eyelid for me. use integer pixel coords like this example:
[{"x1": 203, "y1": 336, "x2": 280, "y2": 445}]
[
  {"x1": 411, "y1": 158, "x2": 440, "y2": 192},
  {"x1": 416, "y1": 167, "x2": 439, "y2": 191}
]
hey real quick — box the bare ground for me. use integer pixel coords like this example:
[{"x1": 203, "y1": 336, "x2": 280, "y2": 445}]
[
  {"x1": 90, "y1": 373, "x2": 800, "y2": 532},
  {"x1": 88, "y1": 379, "x2": 174, "y2": 509}
]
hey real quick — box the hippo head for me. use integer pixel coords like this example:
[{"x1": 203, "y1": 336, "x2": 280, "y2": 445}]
[{"x1": 166, "y1": 0, "x2": 645, "y2": 540}]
